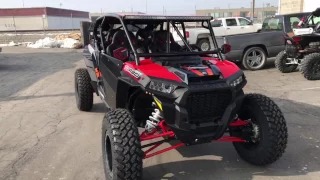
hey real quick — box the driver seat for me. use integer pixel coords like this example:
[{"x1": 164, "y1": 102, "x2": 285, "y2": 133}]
[
  {"x1": 150, "y1": 30, "x2": 181, "y2": 53},
  {"x1": 106, "y1": 30, "x2": 137, "y2": 61}
]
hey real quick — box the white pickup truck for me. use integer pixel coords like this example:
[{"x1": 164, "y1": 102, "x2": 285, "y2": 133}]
[{"x1": 173, "y1": 17, "x2": 262, "y2": 51}]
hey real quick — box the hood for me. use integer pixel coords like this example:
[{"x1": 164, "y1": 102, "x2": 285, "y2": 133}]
[{"x1": 123, "y1": 59, "x2": 225, "y2": 84}]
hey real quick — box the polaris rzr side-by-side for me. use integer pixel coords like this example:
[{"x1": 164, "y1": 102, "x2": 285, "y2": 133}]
[
  {"x1": 275, "y1": 7, "x2": 320, "y2": 80},
  {"x1": 75, "y1": 14, "x2": 288, "y2": 180}
]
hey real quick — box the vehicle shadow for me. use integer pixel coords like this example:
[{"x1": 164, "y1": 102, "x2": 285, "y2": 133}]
[
  {"x1": 144, "y1": 97, "x2": 320, "y2": 180},
  {"x1": 0, "y1": 47, "x2": 82, "y2": 99},
  {"x1": 0, "y1": 92, "x2": 75, "y2": 101},
  {"x1": 91, "y1": 102, "x2": 108, "y2": 113}
]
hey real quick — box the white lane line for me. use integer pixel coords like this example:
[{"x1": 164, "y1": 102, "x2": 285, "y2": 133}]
[{"x1": 302, "y1": 87, "x2": 320, "y2": 90}]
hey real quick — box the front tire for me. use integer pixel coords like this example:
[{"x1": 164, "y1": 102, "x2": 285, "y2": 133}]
[
  {"x1": 102, "y1": 109, "x2": 143, "y2": 180},
  {"x1": 232, "y1": 93, "x2": 288, "y2": 165},
  {"x1": 300, "y1": 53, "x2": 320, "y2": 80},
  {"x1": 275, "y1": 50, "x2": 298, "y2": 73},
  {"x1": 242, "y1": 47, "x2": 267, "y2": 71},
  {"x1": 74, "y1": 68, "x2": 93, "y2": 111}
]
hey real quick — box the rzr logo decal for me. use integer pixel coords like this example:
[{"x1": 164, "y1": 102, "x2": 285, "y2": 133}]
[{"x1": 124, "y1": 65, "x2": 142, "y2": 79}]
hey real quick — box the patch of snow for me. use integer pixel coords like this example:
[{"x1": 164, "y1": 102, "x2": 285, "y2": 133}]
[
  {"x1": 27, "y1": 37, "x2": 79, "y2": 49},
  {"x1": 0, "y1": 33, "x2": 70, "y2": 36},
  {"x1": 0, "y1": 41, "x2": 18, "y2": 47}
]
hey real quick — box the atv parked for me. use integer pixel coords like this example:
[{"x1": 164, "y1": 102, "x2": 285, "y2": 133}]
[
  {"x1": 75, "y1": 14, "x2": 288, "y2": 180},
  {"x1": 275, "y1": 8, "x2": 320, "y2": 80}
]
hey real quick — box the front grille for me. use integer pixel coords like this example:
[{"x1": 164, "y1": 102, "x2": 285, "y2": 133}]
[
  {"x1": 185, "y1": 90, "x2": 232, "y2": 124},
  {"x1": 285, "y1": 44, "x2": 298, "y2": 57}
]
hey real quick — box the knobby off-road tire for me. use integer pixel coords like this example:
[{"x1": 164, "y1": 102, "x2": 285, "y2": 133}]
[
  {"x1": 300, "y1": 53, "x2": 320, "y2": 80},
  {"x1": 102, "y1": 109, "x2": 143, "y2": 180},
  {"x1": 74, "y1": 68, "x2": 94, "y2": 111},
  {"x1": 275, "y1": 50, "x2": 298, "y2": 73},
  {"x1": 233, "y1": 93, "x2": 288, "y2": 165}
]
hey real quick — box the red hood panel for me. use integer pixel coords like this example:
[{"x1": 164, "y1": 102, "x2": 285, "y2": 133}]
[
  {"x1": 202, "y1": 57, "x2": 240, "y2": 78},
  {"x1": 124, "y1": 60, "x2": 182, "y2": 82}
]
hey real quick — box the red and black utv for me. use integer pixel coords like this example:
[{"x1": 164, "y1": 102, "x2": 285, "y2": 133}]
[
  {"x1": 275, "y1": 8, "x2": 320, "y2": 80},
  {"x1": 75, "y1": 14, "x2": 288, "y2": 180}
]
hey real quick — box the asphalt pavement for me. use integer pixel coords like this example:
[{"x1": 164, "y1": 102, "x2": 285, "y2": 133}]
[{"x1": 0, "y1": 47, "x2": 320, "y2": 180}]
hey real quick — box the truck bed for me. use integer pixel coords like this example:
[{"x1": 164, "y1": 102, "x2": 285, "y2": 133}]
[{"x1": 218, "y1": 30, "x2": 286, "y2": 62}]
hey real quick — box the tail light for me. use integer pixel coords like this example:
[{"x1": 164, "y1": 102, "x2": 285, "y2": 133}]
[
  {"x1": 185, "y1": 31, "x2": 189, "y2": 38},
  {"x1": 293, "y1": 37, "x2": 302, "y2": 44},
  {"x1": 221, "y1": 44, "x2": 231, "y2": 54}
]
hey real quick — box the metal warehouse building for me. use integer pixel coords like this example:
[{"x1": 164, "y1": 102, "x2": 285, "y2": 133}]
[{"x1": 0, "y1": 7, "x2": 90, "y2": 31}]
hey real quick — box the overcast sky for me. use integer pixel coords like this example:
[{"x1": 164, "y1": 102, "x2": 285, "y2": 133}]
[{"x1": 4, "y1": 0, "x2": 279, "y2": 14}]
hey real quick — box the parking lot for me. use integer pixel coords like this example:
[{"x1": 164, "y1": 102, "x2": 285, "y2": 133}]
[{"x1": 0, "y1": 46, "x2": 320, "y2": 180}]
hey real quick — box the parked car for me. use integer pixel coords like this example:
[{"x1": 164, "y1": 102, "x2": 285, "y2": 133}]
[
  {"x1": 215, "y1": 12, "x2": 312, "y2": 70},
  {"x1": 172, "y1": 17, "x2": 262, "y2": 50}
]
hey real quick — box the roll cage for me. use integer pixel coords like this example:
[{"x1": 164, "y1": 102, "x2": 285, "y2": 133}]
[{"x1": 92, "y1": 14, "x2": 224, "y2": 65}]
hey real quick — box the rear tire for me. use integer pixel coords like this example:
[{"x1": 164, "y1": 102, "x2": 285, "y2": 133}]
[
  {"x1": 275, "y1": 50, "x2": 298, "y2": 73},
  {"x1": 300, "y1": 53, "x2": 320, "y2": 80},
  {"x1": 75, "y1": 68, "x2": 94, "y2": 111},
  {"x1": 197, "y1": 39, "x2": 211, "y2": 51},
  {"x1": 242, "y1": 47, "x2": 267, "y2": 71},
  {"x1": 232, "y1": 93, "x2": 288, "y2": 165},
  {"x1": 102, "y1": 109, "x2": 143, "y2": 180}
]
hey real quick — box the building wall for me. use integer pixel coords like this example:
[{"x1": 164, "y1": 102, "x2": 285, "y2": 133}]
[
  {"x1": 46, "y1": 16, "x2": 90, "y2": 30},
  {"x1": 0, "y1": 7, "x2": 89, "y2": 31},
  {"x1": 303, "y1": 0, "x2": 320, "y2": 12},
  {"x1": 196, "y1": 7, "x2": 278, "y2": 22},
  {"x1": 0, "y1": 16, "x2": 44, "y2": 31},
  {"x1": 279, "y1": 0, "x2": 304, "y2": 14}
]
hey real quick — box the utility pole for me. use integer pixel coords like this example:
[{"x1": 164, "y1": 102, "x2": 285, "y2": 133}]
[
  {"x1": 251, "y1": 0, "x2": 255, "y2": 21},
  {"x1": 131, "y1": 5, "x2": 133, "y2": 12},
  {"x1": 146, "y1": 0, "x2": 148, "y2": 14},
  {"x1": 163, "y1": 6, "x2": 165, "y2": 15},
  {"x1": 22, "y1": 0, "x2": 24, "y2": 7}
]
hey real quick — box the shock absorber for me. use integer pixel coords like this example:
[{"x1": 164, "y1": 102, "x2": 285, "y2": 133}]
[{"x1": 145, "y1": 102, "x2": 163, "y2": 133}]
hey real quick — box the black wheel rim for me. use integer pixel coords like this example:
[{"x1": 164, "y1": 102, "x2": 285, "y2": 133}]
[
  {"x1": 246, "y1": 49, "x2": 265, "y2": 69},
  {"x1": 240, "y1": 106, "x2": 262, "y2": 150},
  {"x1": 104, "y1": 132, "x2": 113, "y2": 176}
]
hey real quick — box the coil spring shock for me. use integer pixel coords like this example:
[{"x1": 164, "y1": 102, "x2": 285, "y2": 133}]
[{"x1": 145, "y1": 102, "x2": 163, "y2": 133}]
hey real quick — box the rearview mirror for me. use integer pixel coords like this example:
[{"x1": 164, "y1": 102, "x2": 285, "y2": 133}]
[{"x1": 221, "y1": 44, "x2": 231, "y2": 54}]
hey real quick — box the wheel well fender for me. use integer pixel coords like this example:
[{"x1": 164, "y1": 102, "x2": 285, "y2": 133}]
[
  {"x1": 196, "y1": 33, "x2": 210, "y2": 44},
  {"x1": 115, "y1": 77, "x2": 140, "y2": 109},
  {"x1": 242, "y1": 44, "x2": 268, "y2": 58},
  {"x1": 116, "y1": 78, "x2": 153, "y2": 125}
]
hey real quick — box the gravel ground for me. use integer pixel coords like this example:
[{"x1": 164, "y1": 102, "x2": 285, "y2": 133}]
[{"x1": 0, "y1": 47, "x2": 320, "y2": 180}]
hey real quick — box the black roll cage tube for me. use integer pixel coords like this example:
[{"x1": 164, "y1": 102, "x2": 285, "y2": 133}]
[{"x1": 94, "y1": 14, "x2": 223, "y2": 66}]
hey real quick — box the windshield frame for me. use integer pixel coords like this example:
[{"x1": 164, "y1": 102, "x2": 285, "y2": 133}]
[{"x1": 98, "y1": 15, "x2": 223, "y2": 65}]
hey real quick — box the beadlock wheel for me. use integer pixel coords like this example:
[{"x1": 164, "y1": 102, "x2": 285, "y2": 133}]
[{"x1": 230, "y1": 93, "x2": 288, "y2": 165}]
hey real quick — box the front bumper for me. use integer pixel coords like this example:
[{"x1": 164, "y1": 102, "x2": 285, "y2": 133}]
[
  {"x1": 285, "y1": 44, "x2": 299, "y2": 58},
  {"x1": 155, "y1": 78, "x2": 246, "y2": 145}
]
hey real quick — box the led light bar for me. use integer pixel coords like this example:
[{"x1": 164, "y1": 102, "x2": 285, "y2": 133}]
[{"x1": 124, "y1": 15, "x2": 212, "y2": 21}]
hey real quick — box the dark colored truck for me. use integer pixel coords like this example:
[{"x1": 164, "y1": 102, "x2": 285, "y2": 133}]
[{"x1": 217, "y1": 12, "x2": 310, "y2": 70}]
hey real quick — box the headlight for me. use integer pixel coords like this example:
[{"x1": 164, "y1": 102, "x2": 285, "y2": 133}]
[
  {"x1": 149, "y1": 80, "x2": 177, "y2": 93},
  {"x1": 230, "y1": 76, "x2": 243, "y2": 87}
]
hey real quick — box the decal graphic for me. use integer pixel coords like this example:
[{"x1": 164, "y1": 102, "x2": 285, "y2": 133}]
[
  {"x1": 124, "y1": 65, "x2": 142, "y2": 79},
  {"x1": 113, "y1": 47, "x2": 128, "y2": 61}
]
